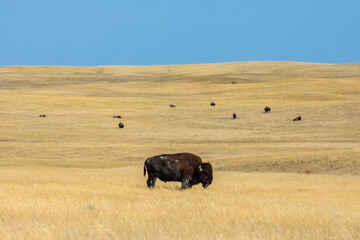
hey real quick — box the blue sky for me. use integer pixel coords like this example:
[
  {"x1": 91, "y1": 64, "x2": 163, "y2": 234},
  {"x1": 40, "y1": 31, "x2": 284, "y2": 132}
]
[{"x1": 0, "y1": 0, "x2": 359, "y2": 66}]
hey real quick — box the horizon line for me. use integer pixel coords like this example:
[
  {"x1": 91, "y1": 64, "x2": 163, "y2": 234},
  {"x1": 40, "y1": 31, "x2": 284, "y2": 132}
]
[{"x1": 1, "y1": 60, "x2": 359, "y2": 68}]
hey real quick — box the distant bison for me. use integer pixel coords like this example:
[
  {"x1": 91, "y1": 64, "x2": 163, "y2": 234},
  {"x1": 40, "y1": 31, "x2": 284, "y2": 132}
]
[
  {"x1": 144, "y1": 153, "x2": 213, "y2": 189},
  {"x1": 170, "y1": 104, "x2": 176, "y2": 108},
  {"x1": 293, "y1": 116, "x2": 301, "y2": 121},
  {"x1": 118, "y1": 122, "x2": 124, "y2": 128},
  {"x1": 233, "y1": 113, "x2": 237, "y2": 119},
  {"x1": 210, "y1": 102, "x2": 216, "y2": 106},
  {"x1": 264, "y1": 106, "x2": 271, "y2": 113},
  {"x1": 113, "y1": 115, "x2": 122, "y2": 118},
  {"x1": 39, "y1": 115, "x2": 46, "y2": 117}
]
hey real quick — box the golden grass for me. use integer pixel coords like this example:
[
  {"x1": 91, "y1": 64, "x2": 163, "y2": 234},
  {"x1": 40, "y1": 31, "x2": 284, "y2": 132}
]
[
  {"x1": 0, "y1": 167, "x2": 359, "y2": 239},
  {"x1": 0, "y1": 61, "x2": 359, "y2": 239}
]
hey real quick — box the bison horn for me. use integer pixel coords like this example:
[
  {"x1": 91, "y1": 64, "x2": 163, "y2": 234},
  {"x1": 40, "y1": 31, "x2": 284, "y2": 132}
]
[{"x1": 199, "y1": 165, "x2": 203, "y2": 171}]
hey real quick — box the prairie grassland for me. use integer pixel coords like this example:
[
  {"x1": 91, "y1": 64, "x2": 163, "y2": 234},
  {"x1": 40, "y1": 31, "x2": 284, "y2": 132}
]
[
  {"x1": 0, "y1": 62, "x2": 360, "y2": 239},
  {"x1": 0, "y1": 167, "x2": 359, "y2": 239}
]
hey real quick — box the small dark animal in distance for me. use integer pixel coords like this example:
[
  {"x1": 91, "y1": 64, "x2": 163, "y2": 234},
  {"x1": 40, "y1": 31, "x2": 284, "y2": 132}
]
[
  {"x1": 39, "y1": 115, "x2": 46, "y2": 117},
  {"x1": 293, "y1": 116, "x2": 301, "y2": 121},
  {"x1": 118, "y1": 122, "x2": 124, "y2": 128},
  {"x1": 233, "y1": 113, "x2": 237, "y2": 119},
  {"x1": 113, "y1": 115, "x2": 122, "y2": 118},
  {"x1": 210, "y1": 102, "x2": 216, "y2": 106},
  {"x1": 264, "y1": 106, "x2": 271, "y2": 113},
  {"x1": 170, "y1": 104, "x2": 176, "y2": 108},
  {"x1": 144, "y1": 152, "x2": 213, "y2": 189}
]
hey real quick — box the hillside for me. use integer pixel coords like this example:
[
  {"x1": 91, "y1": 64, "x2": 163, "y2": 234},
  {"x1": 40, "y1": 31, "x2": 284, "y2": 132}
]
[
  {"x1": 1, "y1": 61, "x2": 359, "y2": 174},
  {"x1": 1, "y1": 61, "x2": 360, "y2": 88}
]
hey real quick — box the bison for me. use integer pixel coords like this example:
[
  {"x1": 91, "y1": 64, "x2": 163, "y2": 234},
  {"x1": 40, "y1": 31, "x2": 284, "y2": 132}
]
[
  {"x1": 39, "y1": 115, "x2": 46, "y2": 117},
  {"x1": 293, "y1": 116, "x2": 301, "y2": 121},
  {"x1": 210, "y1": 102, "x2": 216, "y2": 106},
  {"x1": 233, "y1": 113, "x2": 237, "y2": 119},
  {"x1": 170, "y1": 104, "x2": 176, "y2": 108},
  {"x1": 113, "y1": 115, "x2": 122, "y2": 118},
  {"x1": 118, "y1": 122, "x2": 124, "y2": 128},
  {"x1": 264, "y1": 106, "x2": 271, "y2": 113},
  {"x1": 144, "y1": 153, "x2": 213, "y2": 189}
]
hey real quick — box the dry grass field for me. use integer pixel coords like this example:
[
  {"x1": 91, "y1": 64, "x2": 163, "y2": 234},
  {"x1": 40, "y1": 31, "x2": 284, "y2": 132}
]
[{"x1": 0, "y1": 61, "x2": 359, "y2": 239}]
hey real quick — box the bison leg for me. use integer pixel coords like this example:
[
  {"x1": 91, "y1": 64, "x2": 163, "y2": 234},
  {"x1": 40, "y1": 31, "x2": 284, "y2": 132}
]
[
  {"x1": 146, "y1": 176, "x2": 157, "y2": 188},
  {"x1": 146, "y1": 177, "x2": 152, "y2": 188},
  {"x1": 181, "y1": 178, "x2": 191, "y2": 189},
  {"x1": 151, "y1": 178, "x2": 157, "y2": 188}
]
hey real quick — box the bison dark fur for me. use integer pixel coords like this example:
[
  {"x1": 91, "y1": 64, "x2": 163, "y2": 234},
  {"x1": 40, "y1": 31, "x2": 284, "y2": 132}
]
[
  {"x1": 144, "y1": 153, "x2": 213, "y2": 189},
  {"x1": 264, "y1": 106, "x2": 271, "y2": 113}
]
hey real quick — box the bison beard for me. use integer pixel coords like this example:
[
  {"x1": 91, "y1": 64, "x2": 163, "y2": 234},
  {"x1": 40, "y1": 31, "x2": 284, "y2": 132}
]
[{"x1": 144, "y1": 153, "x2": 213, "y2": 189}]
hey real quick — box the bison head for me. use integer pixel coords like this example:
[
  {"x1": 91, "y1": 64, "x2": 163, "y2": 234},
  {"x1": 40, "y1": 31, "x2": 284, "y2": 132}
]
[{"x1": 196, "y1": 163, "x2": 213, "y2": 188}]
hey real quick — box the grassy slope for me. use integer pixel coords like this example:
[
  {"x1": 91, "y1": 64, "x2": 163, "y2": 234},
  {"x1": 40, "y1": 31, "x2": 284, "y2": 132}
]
[
  {"x1": 1, "y1": 61, "x2": 359, "y2": 173},
  {"x1": 1, "y1": 167, "x2": 359, "y2": 239},
  {"x1": 0, "y1": 61, "x2": 359, "y2": 239}
]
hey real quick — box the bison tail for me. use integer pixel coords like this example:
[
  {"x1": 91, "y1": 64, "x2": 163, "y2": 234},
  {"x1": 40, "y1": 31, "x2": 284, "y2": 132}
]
[{"x1": 144, "y1": 165, "x2": 147, "y2": 177}]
